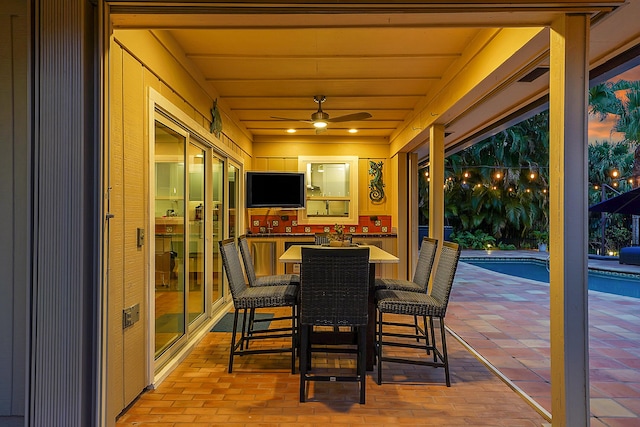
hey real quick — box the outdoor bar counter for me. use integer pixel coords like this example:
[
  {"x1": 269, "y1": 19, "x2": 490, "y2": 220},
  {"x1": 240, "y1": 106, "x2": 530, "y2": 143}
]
[{"x1": 245, "y1": 233, "x2": 398, "y2": 278}]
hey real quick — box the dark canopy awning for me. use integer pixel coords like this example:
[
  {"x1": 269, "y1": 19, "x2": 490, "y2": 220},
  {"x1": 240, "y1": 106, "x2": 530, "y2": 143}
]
[{"x1": 589, "y1": 187, "x2": 640, "y2": 215}]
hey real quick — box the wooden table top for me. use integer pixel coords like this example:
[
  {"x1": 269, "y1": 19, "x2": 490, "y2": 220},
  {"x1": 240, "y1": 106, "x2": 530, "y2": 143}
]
[{"x1": 279, "y1": 244, "x2": 399, "y2": 264}]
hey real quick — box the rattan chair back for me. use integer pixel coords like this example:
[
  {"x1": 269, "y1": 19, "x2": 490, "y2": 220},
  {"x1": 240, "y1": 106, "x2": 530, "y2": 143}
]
[
  {"x1": 237, "y1": 235, "x2": 258, "y2": 286},
  {"x1": 314, "y1": 233, "x2": 330, "y2": 245},
  {"x1": 429, "y1": 241, "x2": 461, "y2": 311},
  {"x1": 412, "y1": 237, "x2": 438, "y2": 291},
  {"x1": 300, "y1": 247, "x2": 370, "y2": 327},
  {"x1": 218, "y1": 238, "x2": 248, "y2": 303}
]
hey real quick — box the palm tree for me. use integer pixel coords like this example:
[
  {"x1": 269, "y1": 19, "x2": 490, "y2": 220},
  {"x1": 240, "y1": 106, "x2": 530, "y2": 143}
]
[
  {"x1": 588, "y1": 140, "x2": 634, "y2": 253},
  {"x1": 420, "y1": 111, "x2": 549, "y2": 246},
  {"x1": 589, "y1": 80, "x2": 640, "y2": 185}
]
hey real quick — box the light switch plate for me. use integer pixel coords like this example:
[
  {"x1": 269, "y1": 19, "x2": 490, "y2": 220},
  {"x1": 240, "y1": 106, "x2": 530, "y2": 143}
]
[{"x1": 137, "y1": 228, "x2": 144, "y2": 247}]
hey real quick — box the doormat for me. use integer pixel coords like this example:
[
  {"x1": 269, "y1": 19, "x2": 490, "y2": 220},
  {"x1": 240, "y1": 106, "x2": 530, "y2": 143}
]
[
  {"x1": 155, "y1": 312, "x2": 201, "y2": 333},
  {"x1": 211, "y1": 312, "x2": 273, "y2": 332}
]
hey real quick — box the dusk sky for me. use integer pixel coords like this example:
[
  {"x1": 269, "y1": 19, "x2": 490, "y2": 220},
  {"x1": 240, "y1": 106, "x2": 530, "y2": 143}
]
[{"x1": 588, "y1": 64, "x2": 640, "y2": 144}]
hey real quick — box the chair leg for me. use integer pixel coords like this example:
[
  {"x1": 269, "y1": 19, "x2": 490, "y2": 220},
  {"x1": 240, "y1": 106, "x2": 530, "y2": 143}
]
[
  {"x1": 358, "y1": 325, "x2": 367, "y2": 404},
  {"x1": 244, "y1": 308, "x2": 256, "y2": 350},
  {"x1": 228, "y1": 310, "x2": 240, "y2": 373},
  {"x1": 412, "y1": 316, "x2": 432, "y2": 356},
  {"x1": 240, "y1": 308, "x2": 249, "y2": 351},
  {"x1": 299, "y1": 324, "x2": 309, "y2": 402},
  {"x1": 438, "y1": 317, "x2": 451, "y2": 387},
  {"x1": 291, "y1": 305, "x2": 297, "y2": 374},
  {"x1": 376, "y1": 310, "x2": 383, "y2": 385},
  {"x1": 429, "y1": 316, "x2": 437, "y2": 362},
  {"x1": 422, "y1": 316, "x2": 432, "y2": 355}
]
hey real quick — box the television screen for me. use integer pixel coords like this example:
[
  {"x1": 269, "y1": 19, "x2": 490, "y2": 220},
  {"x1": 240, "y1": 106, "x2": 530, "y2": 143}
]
[{"x1": 246, "y1": 171, "x2": 305, "y2": 208}]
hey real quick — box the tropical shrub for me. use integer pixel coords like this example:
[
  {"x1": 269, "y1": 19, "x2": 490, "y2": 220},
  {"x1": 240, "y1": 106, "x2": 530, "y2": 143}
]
[{"x1": 450, "y1": 230, "x2": 496, "y2": 249}]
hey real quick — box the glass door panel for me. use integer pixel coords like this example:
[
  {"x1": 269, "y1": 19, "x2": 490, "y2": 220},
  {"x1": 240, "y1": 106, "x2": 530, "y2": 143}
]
[
  {"x1": 228, "y1": 164, "x2": 239, "y2": 239},
  {"x1": 187, "y1": 144, "x2": 205, "y2": 326},
  {"x1": 154, "y1": 121, "x2": 186, "y2": 357},
  {"x1": 211, "y1": 156, "x2": 224, "y2": 305}
]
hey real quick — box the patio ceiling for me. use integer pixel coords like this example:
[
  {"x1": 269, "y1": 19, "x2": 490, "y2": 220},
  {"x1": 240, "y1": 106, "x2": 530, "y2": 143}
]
[{"x1": 109, "y1": 1, "x2": 640, "y2": 161}]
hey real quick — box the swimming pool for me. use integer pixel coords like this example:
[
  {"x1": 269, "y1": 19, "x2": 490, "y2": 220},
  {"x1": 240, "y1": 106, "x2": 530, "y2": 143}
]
[{"x1": 463, "y1": 258, "x2": 640, "y2": 299}]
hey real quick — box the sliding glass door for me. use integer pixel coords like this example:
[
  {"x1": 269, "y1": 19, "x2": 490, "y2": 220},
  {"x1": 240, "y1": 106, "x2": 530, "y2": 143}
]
[
  {"x1": 154, "y1": 121, "x2": 187, "y2": 357},
  {"x1": 151, "y1": 106, "x2": 242, "y2": 368},
  {"x1": 187, "y1": 144, "x2": 206, "y2": 327},
  {"x1": 211, "y1": 155, "x2": 224, "y2": 306}
]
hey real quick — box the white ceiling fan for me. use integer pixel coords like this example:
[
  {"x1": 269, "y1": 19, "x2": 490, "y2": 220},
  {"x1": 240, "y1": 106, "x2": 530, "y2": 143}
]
[{"x1": 270, "y1": 95, "x2": 372, "y2": 133}]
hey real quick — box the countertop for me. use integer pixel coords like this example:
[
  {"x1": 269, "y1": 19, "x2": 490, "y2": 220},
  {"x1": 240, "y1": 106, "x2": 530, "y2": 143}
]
[{"x1": 245, "y1": 233, "x2": 397, "y2": 238}]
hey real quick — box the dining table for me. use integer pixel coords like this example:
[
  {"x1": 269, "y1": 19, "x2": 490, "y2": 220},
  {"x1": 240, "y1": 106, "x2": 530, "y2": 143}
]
[{"x1": 279, "y1": 243, "x2": 399, "y2": 370}]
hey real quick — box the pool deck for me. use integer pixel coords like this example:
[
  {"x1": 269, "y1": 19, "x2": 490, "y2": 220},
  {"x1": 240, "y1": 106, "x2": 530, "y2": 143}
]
[{"x1": 451, "y1": 249, "x2": 640, "y2": 426}]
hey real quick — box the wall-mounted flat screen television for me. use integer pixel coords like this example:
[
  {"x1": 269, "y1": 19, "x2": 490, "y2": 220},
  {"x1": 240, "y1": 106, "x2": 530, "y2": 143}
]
[{"x1": 246, "y1": 171, "x2": 306, "y2": 208}]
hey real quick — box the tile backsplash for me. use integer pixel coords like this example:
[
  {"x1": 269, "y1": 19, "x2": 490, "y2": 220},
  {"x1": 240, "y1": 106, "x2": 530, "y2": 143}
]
[{"x1": 248, "y1": 214, "x2": 392, "y2": 235}]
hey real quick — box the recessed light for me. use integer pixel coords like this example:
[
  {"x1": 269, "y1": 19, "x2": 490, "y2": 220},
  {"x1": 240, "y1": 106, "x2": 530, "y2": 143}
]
[
  {"x1": 286, "y1": 129, "x2": 296, "y2": 133},
  {"x1": 348, "y1": 129, "x2": 358, "y2": 134}
]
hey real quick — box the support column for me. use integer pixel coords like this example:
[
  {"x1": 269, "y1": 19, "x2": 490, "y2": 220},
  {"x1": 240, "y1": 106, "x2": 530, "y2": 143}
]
[
  {"x1": 549, "y1": 13, "x2": 590, "y2": 427},
  {"x1": 428, "y1": 125, "x2": 445, "y2": 244},
  {"x1": 407, "y1": 152, "x2": 419, "y2": 279},
  {"x1": 30, "y1": 0, "x2": 100, "y2": 426}
]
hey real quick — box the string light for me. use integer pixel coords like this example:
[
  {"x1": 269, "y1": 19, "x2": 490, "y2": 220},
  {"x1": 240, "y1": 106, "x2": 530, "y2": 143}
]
[{"x1": 418, "y1": 165, "x2": 551, "y2": 196}]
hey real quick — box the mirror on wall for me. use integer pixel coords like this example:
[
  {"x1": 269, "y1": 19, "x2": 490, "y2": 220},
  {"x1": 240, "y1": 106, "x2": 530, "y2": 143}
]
[{"x1": 298, "y1": 156, "x2": 358, "y2": 225}]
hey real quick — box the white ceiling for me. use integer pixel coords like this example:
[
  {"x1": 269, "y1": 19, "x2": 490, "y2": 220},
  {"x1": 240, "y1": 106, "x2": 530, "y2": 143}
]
[{"x1": 110, "y1": 1, "x2": 640, "y2": 161}]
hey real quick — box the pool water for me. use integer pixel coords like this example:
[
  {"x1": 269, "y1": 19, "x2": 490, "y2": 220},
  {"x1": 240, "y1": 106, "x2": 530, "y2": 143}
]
[{"x1": 463, "y1": 258, "x2": 640, "y2": 299}]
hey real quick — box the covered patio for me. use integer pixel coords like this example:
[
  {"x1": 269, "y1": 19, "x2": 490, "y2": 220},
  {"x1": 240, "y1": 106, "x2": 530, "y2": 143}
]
[
  {"x1": 5, "y1": 1, "x2": 640, "y2": 426},
  {"x1": 115, "y1": 250, "x2": 640, "y2": 426}
]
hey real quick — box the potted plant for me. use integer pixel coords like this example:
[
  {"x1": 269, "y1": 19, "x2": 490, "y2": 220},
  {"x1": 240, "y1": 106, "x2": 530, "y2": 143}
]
[
  {"x1": 531, "y1": 230, "x2": 549, "y2": 252},
  {"x1": 329, "y1": 224, "x2": 351, "y2": 246}
]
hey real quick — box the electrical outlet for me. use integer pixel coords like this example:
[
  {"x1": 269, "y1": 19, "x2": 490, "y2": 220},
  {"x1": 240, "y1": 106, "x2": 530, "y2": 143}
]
[{"x1": 123, "y1": 303, "x2": 140, "y2": 329}]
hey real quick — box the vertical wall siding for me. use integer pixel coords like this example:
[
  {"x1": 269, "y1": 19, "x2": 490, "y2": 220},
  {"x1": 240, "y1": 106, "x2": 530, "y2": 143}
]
[
  {"x1": 107, "y1": 41, "x2": 125, "y2": 422},
  {"x1": 121, "y1": 49, "x2": 147, "y2": 408},
  {"x1": 31, "y1": 0, "x2": 96, "y2": 426}
]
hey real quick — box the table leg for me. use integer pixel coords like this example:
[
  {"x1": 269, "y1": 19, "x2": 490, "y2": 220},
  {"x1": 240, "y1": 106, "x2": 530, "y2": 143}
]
[{"x1": 366, "y1": 265, "x2": 376, "y2": 371}]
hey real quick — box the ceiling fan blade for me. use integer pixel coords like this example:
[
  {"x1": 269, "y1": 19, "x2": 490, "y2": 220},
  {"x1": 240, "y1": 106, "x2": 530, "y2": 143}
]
[
  {"x1": 326, "y1": 112, "x2": 372, "y2": 123},
  {"x1": 270, "y1": 116, "x2": 314, "y2": 123}
]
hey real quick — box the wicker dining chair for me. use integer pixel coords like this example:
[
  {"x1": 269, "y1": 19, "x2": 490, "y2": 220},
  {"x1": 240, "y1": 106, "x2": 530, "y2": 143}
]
[
  {"x1": 299, "y1": 246, "x2": 370, "y2": 404},
  {"x1": 238, "y1": 235, "x2": 300, "y2": 342},
  {"x1": 218, "y1": 238, "x2": 299, "y2": 374},
  {"x1": 375, "y1": 241, "x2": 461, "y2": 386},
  {"x1": 375, "y1": 236, "x2": 438, "y2": 293},
  {"x1": 238, "y1": 235, "x2": 300, "y2": 288},
  {"x1": 314, "y1": 232, "x2": 331, "y2": 245},
  {"x1": 375, "y1": 236, "x2": 438, "y2": 348}
]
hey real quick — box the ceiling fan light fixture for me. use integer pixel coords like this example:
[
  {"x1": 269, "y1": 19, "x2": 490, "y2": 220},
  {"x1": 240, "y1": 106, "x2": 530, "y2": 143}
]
[{"x1": 313, "y1": 120, "x2": 328, "y2": 129}]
